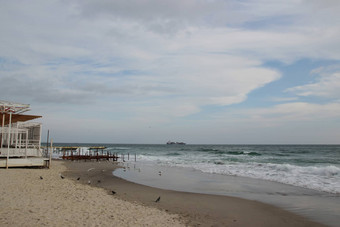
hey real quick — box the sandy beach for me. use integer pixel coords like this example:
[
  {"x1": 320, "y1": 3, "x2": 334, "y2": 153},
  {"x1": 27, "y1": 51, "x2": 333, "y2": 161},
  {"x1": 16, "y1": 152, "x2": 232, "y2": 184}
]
[
  {"x1": 0, "y1": 160, "x2": 328, "y2": 227},
  {"x1": 62, "y1": 160, "x2": 327, "y2": 227},
  {"x1": 0, "y1": 160, "x2": 184, "y2": 227}
]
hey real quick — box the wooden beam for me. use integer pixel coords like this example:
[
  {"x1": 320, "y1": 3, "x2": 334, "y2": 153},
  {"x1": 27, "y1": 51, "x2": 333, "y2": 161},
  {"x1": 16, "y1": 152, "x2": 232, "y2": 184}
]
[{"x1": 0, "y1": 113, "x2": 41, "y2": 126}]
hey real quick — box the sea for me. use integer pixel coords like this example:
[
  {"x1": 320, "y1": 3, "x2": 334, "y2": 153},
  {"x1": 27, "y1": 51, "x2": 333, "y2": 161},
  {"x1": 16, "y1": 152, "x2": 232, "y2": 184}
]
[{"x1": 52, "y1": 143, "x2": 340, "y2": 226}]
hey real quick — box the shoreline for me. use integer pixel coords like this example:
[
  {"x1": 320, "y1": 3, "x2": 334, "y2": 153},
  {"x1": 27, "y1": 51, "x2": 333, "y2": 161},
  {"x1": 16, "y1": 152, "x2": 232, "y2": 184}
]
[
  {"x1": 62, "y1": 160, "x2": 328, "y2": 227},
  {"x1": 114, "y1": 161, "x2": 340, "y2": 226}
]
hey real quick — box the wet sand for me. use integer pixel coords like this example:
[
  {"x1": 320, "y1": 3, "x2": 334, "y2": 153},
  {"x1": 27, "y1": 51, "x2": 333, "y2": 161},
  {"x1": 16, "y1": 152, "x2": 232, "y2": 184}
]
[
  {"x1": 114, "y1": 161, "x2": 340, "y2": 227},
  {"x1": 63, "y1": 160, "x2": 327, "y2": 227}
]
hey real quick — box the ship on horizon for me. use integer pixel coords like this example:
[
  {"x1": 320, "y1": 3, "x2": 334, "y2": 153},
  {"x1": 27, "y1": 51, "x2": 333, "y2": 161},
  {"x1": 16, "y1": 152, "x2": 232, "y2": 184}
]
[{"x1": 166, "y1": 140, "x2": 186, "y2": 145}]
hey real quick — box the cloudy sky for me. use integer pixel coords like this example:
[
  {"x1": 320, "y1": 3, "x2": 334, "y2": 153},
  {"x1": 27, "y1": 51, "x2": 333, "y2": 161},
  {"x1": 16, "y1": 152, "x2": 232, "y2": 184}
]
[{"x1": 1, "y1": 0, "x2": 340, "y2": 144}]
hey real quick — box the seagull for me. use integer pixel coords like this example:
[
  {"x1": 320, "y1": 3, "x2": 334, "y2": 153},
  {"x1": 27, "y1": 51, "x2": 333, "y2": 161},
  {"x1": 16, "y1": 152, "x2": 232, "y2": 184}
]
[
  {"x1": 40, "y1": 176, "x2": 43, "y2": 180},
  {"x1": 155, "y1": 196, "x2": 160, "y2": 203},
  {"x1": 88, "y1": 180, "x2": 91, "y2": 184},
  {"x1": 77, "y1": 177, "x2": 80, "y2": 181},
  {"x1": 111, "y1": 190, "x2": 116, "y2": 195}
]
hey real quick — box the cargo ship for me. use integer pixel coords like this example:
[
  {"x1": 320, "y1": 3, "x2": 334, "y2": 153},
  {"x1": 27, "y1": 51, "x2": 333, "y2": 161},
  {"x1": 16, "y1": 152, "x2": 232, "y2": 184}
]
[{"x1": 166, "y1": 141, "x2": 186, "y2": 145}]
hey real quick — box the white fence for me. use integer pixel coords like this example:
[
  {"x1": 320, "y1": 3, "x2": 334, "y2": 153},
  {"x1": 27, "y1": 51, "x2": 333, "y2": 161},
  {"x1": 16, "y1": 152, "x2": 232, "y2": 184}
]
[{"x1": 0, "y1": 122, "x2": 42, "y2": 157}]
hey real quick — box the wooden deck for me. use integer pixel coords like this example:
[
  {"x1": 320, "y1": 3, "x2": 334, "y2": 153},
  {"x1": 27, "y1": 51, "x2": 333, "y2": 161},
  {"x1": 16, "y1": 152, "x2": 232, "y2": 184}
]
[
  {"x1": 0, "y1": 157, "x2": 49, "y2": 168},
  {"x1": 59, "y1": 146, "x2": 119, "y2": 162},
  {"x1": 62, "y1": 153, "x2": 119, "y2": 161}
]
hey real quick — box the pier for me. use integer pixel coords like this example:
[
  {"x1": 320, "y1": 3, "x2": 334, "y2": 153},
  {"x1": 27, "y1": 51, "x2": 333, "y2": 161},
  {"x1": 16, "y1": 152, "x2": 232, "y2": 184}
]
[{"x1": 59, "y1": 146, "x2": 119, "y2": 162}]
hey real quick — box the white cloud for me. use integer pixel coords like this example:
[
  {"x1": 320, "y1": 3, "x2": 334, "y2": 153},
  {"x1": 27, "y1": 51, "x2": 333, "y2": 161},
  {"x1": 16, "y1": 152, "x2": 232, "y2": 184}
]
[
  {"x1": 0, "y1": 1, "x2": 337, "y2": 107},
  {"x1": 287, "y1": 66, "x2": 340, "y2": 99},
  {"x1": 249, "y1": 102, "x2": 340, "y2": 122},
  {"x1": 0, "y1": 1, "x2": 338, "y2": 107},
  {"x1": 76, "y1": 0, "x2": 340, "y2": 30},
  {"x1": 270, "y1": 97, "x2": 299, "y2": 102},
  {"x1": 1, "y1": 0, "x2": 340, "y2": 143},
  {"x1": 193, "y1": 101, "x2": 340, "y2": 144},
  {"x1": 210, "y1": 101, "x2": 340, "y2": 126}
]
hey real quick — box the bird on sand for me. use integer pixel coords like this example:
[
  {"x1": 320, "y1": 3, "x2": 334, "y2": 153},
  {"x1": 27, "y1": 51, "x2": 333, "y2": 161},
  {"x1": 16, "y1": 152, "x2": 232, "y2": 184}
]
[
  {"x1": 40, "y1": 176, "x2": 43, "y2": 180},
  {"x1": 60, "y1": 175, "x2": 65, "y2": 179},
  {"x1": 97, "y1": 180, "x2": 101, "y2": 183},
  {"x1": 111, "y1": 190, "x2": 116, "y2": 195},
  {"x1": 77, "y1": 177, "x2": 80, "y2": 181},
  {"x1": 88, "y1": 180, "x2": 91, "y2": 184},
  {"x1": 155, "y1": 196, "x2": 160, "y2": 203}
]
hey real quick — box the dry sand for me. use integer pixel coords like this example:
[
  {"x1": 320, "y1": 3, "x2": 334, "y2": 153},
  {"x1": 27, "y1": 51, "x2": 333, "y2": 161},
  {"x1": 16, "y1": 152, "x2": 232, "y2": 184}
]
[{"x1": 0, "y1": 161, "x2": 185, "y2": 227}]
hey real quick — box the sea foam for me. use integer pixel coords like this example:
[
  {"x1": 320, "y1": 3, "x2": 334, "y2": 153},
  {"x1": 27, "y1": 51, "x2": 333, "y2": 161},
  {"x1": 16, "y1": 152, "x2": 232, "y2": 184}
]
[{"x1": 138, "y1": 154, "x2": 340, "y2": 194}]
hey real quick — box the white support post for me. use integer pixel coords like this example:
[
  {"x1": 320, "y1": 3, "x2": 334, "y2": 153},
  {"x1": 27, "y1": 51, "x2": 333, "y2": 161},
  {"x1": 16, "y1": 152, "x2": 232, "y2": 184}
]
[
  {"x1": 25, "y1": 129, "x2": 28, "y2": 159},
  {"x1": 46, "y1": 130, "x2": 49, "y2": 158},
  {"x1": 10, "y1": 124, "x2": 13, "y2": 145},
  {"x1": 38, "y1": 124, "x2": 42, "y2": 150},
  {"x1": 19, "y1": 130, "x2": 22, "y2": 153},
  {"x1": 15, "y1": 123, "x2": 18, "y2": 149},
  {"x1": 49, "y1": 139, "x2": 53, "y2": 168},
  {"x1": 6, "y1": 112, "x2": 12, "y2": 169},
  {"x1": 1, "y1": 113, "x2": 4, "y2": 148}
]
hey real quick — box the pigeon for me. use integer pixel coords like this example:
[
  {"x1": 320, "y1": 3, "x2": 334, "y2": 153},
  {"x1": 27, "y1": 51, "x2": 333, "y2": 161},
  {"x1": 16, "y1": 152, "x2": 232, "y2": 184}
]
[
  {"x1": 111, "y1": 190, "x2": 116, "y2": 195},
  {"x1": 77, "y1": 177, "x2": 80, "y2": 181},
  {"x1": 155, "y1": 196, "x2": 160, "y2": 203},
  {"x1": 60, "y1": 175, "x2": 65, "y2": 179},
  {"x1": 40, "y1": 176, "x2": 43, "y2": 180}
]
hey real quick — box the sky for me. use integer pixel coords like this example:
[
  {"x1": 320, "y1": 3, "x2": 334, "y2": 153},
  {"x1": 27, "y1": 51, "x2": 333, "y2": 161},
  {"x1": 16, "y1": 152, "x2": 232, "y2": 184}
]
[{"x1": 1, "y1": 0, "x2": 340, "y2": 144}]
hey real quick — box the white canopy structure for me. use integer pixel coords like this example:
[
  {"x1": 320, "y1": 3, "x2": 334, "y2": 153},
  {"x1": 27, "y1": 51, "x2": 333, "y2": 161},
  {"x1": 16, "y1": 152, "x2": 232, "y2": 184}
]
[
  {"x1": 0, "y1": 100, "x2": 46, "y2": 168},
  {"x1": 0, "y1": 100, "x2": 30, "y2": 114}
]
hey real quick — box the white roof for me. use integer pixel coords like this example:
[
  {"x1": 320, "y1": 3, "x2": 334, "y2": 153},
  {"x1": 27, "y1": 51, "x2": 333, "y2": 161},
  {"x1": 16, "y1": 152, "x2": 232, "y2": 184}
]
[{"x1": 0, "y1": 100, "x2": 30, "y2": 114}]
